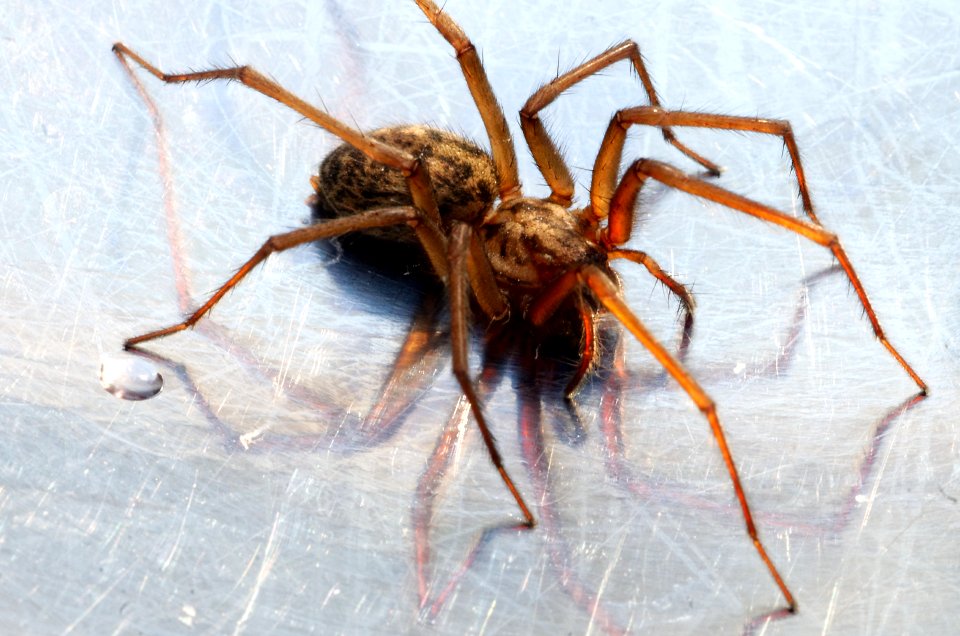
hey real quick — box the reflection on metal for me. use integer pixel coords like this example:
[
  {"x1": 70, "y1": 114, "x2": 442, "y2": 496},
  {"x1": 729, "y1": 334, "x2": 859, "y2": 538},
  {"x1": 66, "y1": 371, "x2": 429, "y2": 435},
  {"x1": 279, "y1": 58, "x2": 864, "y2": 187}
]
[
  {"x1": 157, "y1": 264, "x2": 925, "y2": 633},
  {"x1": 410, "y1": 268, "x2": 926, "y2": 632}
]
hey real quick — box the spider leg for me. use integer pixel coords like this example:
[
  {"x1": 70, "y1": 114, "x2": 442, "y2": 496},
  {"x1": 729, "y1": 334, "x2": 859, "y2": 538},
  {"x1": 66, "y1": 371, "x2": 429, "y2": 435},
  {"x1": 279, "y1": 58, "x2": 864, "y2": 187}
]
[
  {"x1": 607, "y1": 158, "x2": 927, "y2": 394},
  {"x1": 466, "y1": 228, "x2": 510, "y2": 321},
  {"x1": 449, "y1": 222, "x2": 536, "y2": 527},
  {"x1": 608, "y1": 249, "x2": 697, "y2": 367},
  {"x1": 414, "y1": 0, "x2": 522, "y2": 202},
  {"x1": 111, "y1": 43, "x2": 449, "y2": 276},
  {"x1": 608, "y1": 248, "x2": 696, "y2": 314},
  {"x1": 592, "y1": 106, "x2": 817, "y2": 224},
  {"x1": 582, "y1": 265, "x2": 796, "y2": 610},
  {"x1": 528, "y1": 264, "x2": 796, "y2": 611},
  {"x1": 125, "y1": 207, "x2": 443, "y2": 347},
  {"x1": 416, "y1": 321, "x2": 516, "y2": 610},
  {"x1": 529, "y1": 249, "x2": 694, "y2": 397},
  {"x1": 564, "y1": 295, "x2": 597, "y2": 397},
  {"x1": 521, "y1": 40, "x2": 722, "y2": 207}
]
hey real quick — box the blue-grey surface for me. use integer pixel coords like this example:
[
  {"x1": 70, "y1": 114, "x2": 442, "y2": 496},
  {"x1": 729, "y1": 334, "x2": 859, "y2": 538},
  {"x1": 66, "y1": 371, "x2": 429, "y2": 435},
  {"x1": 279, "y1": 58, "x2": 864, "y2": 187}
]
[{"x1": 1, "y1": 1, "x2": 957, "y2": 634}]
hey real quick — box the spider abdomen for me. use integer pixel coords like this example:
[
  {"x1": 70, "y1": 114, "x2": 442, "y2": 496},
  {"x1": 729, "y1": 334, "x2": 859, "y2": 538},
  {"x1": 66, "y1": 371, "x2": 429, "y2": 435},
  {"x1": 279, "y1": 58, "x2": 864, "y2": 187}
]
[{"x1": 314, "y1": 125, "x2": 498, "y2": 243}]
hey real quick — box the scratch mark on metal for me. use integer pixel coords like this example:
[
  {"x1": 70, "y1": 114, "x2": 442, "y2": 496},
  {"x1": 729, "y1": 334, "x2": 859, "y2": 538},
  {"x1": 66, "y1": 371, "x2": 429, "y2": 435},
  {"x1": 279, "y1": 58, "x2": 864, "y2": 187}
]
[
  {"x1": 161, "y1": 468, "x2": 198, "y2": 571},
  {"x1": 233, "y1": 511, "x2": 283, "y2": 635}
]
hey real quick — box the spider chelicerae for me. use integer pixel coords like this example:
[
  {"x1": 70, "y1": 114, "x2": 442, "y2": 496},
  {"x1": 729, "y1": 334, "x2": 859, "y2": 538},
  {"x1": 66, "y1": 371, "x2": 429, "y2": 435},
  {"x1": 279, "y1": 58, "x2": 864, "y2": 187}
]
[{"x1": 113, "y1": 0, "x2": 927, "y2": 612}]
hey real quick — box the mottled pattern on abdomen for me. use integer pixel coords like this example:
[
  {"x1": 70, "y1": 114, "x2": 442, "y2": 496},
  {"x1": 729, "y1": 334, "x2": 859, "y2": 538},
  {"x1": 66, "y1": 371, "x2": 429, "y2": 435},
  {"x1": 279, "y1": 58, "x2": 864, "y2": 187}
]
[{"x1": 314, "y1": 125, "x2": 498, "y2": 244}]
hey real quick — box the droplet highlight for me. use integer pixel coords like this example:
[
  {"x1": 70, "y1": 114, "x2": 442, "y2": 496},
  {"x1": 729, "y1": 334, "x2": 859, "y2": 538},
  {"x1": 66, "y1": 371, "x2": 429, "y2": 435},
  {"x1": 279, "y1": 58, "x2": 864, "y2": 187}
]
[{"x1": 100, "y1": 352, "x2": 163, "y2": 400}]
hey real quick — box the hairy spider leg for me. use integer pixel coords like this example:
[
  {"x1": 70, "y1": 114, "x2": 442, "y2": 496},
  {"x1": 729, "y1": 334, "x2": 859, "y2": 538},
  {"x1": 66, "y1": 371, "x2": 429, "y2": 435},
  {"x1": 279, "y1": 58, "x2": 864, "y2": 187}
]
[
  {"x1": 608, "y1": 158, "x2": 927, "y2": 394},
  {"x1": 521, "y1": 40, "x2": 723, "y2": 208},
  {"x1": 415, "y1": 0, "x2": 522, "y2": 202},
  {"x1": 123, "y1": 208, "x2": 434, "y2": 347},
  {"x1": 592, "y1": 106, "x2": 819, "y2": 225},
  {"x1": 112, "y1": 43, "x2": 449, "y2": 278},
  {"x1": 449, "y1": 223, "x2": 536, "y2": 526},
  {"x1": 607, "y1": 249, "x2": 696, "y2": 314},
  {"x1": 533, "y1": 251, "x2": 695, "y2": 397},
  {"x1": 113, "y1": 43, "x2": 534, "y2": 527},
  {"x1": 607, "y1": 249, "x2": 697, "y2": 378},
  {"x1": 526, "y1": 263, "x2": 797, "y2": 611}
]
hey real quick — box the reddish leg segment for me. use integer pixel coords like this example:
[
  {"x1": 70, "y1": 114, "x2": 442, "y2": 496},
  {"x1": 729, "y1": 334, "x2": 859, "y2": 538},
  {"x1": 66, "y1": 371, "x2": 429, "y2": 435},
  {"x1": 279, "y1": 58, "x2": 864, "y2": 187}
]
[
  {"x1": 124, "y1": 208, "x2": 442, "y2": 348},
  {"x1": 608, "y1": 249, "x2": 696, "y2": 314},
  {"x1": 521, "y1": 40, "x2": 722, "y2": 207},
  {"x1": 591, "y1": 106, "x2": 818, "y2": 224},
  {"x1": 580, "y1": 264, "x2": 796, "y2": 611},
  {"x1": 606, "y1": 158, "x2": 927, "y2": 394},
  {"x1": 112, "y1": 42, "x2": 449, "y2": 278},
  {"x1": 448, "y1": 223, "x2": 536, "y2": 527},
  {"x1": 528, "y1": 263, "x2": 797, "y2": 610},
  {"x1": 414, "y1": 0, "x2": 522, "y2": 201}
]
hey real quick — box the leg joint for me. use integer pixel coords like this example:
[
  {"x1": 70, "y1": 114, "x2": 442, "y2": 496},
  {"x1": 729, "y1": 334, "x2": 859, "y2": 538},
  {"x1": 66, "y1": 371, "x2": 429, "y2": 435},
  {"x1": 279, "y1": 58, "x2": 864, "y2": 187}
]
[
  {"x1": 401, "y1": 156, "x2": 422, "y2": 178},
  {"x1": 455, "y1": 40, "x2": 477, "y2": 60},
  {"x1": 614, "y1": 110, "x2": 629, "y2": 130},
  {"x1": 698, "y1": 398, "x2": 717, "y2": 416},
  {"x1": 519, "y1": 107, "x2": 538, "y2": 122}
]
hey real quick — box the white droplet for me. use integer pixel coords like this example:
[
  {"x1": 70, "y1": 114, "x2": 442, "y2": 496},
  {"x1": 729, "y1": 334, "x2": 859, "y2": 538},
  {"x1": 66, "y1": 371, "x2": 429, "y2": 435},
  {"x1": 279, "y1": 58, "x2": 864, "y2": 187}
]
[
  {"x1": 733, "y1": 361, "x2": 746, "y2": 374},
  {"x1": 100, "y1": 352, "x2": 163, "y2": 400}
]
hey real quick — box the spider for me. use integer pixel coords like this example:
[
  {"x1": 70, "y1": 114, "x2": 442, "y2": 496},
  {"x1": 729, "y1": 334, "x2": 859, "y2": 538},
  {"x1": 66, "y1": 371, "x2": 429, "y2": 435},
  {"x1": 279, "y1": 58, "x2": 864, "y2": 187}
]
[{"x1": 113, "y1": 0, "x2": 926, "y2": 612}]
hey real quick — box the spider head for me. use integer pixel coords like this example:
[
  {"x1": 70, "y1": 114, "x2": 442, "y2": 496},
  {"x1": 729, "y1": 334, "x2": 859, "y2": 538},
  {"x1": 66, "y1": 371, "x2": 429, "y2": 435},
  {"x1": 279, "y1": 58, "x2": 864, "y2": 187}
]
[{"x1": 481, "y1": 197, "x2": 606, "y2": 290}]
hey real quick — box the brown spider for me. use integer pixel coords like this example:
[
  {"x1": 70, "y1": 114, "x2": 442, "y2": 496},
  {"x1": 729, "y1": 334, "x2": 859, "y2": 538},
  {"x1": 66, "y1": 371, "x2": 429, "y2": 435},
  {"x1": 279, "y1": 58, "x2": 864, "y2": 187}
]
[{"x1": 113, "y1": 0, "x2": 926, "y2": 612}]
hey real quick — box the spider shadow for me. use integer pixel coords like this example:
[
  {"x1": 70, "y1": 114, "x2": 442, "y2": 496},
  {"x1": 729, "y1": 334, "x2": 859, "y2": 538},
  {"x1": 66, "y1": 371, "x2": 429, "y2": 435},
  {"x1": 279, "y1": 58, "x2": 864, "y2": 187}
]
[{"x1": 307, "y1": 200, "x2": 441, "y2": 317}]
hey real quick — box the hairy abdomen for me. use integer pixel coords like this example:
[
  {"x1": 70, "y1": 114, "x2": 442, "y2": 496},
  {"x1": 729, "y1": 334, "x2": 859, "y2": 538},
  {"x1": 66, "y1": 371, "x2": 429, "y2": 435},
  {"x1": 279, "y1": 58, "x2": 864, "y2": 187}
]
[{"x1": 314, "y1": 125, "x2": 498, "y2": 244}]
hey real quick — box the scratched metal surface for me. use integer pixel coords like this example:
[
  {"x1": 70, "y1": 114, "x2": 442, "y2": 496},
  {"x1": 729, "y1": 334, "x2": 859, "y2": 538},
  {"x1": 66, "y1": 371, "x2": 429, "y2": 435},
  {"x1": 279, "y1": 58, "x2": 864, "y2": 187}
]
[{"x1": 1, "y1": 0, "x2": 957, "y2": 634}]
